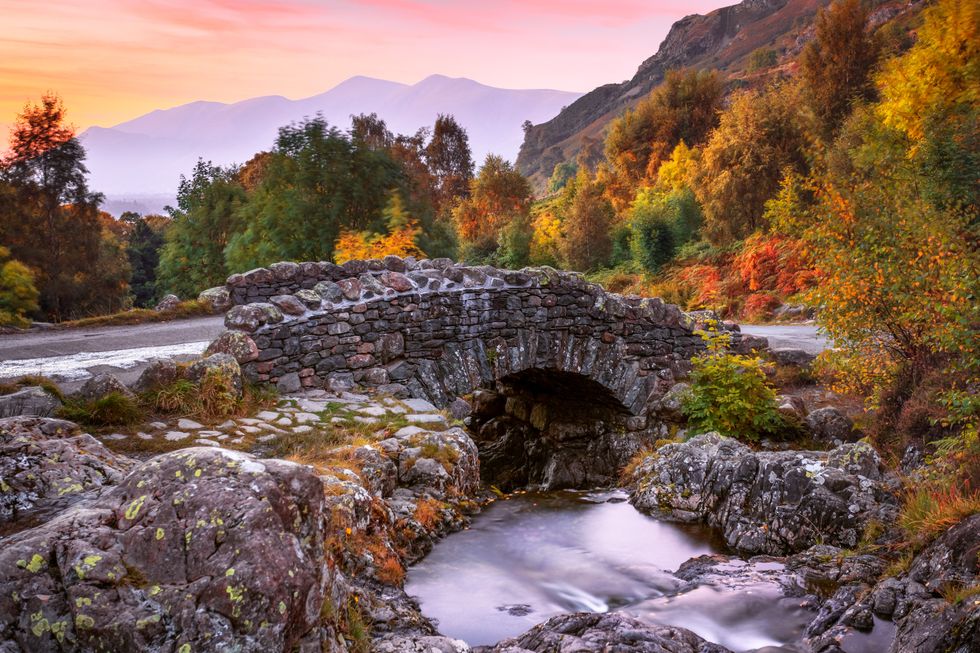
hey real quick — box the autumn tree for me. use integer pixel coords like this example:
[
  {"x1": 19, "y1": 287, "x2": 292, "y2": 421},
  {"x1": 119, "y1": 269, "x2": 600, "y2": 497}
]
[
  {"x1": 604, "y1": 69, "x2": 724, "y2": 211},
  {"x1": 0, "y1": 246, "x2": 39, "y2": 327},
  {"x1": 158, "y1": 160, "x2": 245, "y2": 297},
  {"x1": 333, "y1": 193, "x2": 426, "y2": 264},
  {"x1": 426, "y1": 114, "x2": 474, "y2": 213},
  {"x1": 0, "y1": 94, "x2": 129, "y2": 319},
  {"x1": 800, "y1": 0, "x2": 880, "y2": 137},
  {"x1": 453, "y1": 155, "x2": 532, "y2": 262},
  {"x1": 693, "y1": 83, "x2": 812, "y2": 244},
  {"x1": 560, "y1": 171, "x2": 614, "y2": 272}
]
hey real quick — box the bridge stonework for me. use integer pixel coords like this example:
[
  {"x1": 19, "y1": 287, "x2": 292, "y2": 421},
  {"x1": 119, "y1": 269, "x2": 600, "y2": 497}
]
[{"x1": 217, "y1": 257, "x2": 703, "y2": 427}]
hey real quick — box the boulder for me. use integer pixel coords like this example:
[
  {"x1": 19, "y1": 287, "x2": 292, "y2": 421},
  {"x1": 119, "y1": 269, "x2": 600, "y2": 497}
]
[
  {"x1": 154, "y1": 293, "x2": 181, "y2": 312},
  {"x1": 0, "y1": 417, "x2": 133, "y2": 526},
  {"x1": 628, "y1": 433, "x2": 896, "y2": 555},
  {"x1": 771, "y1": 348, "x2": 817, "y2": 368},
  {"x1": 734, "y1": 334, "x2": 769, "y2": 355},
  {"x1": 205, "y1": 330, "x2": 260, "y2": 364},
  {"x1": 75, "y1": 373, "x2": 135, "y2": 402},
  {"x1": 486, "y1": 612, "x2": 730, "y2": 653},
  {"x1": 0, "y1": 386, "x2": 62, "y2": 418},
  {"x1": 131, "y1": 358, "x2": 180, "y2": 394},
  {"x1": 184, "y1": 353, "x2": 244, "y2": 397},
  {"x1": 197, "y1": 286, "x2": 231, "y2": 313},
  {"x1": 224, "y1": 302, "x2": 283, "y2": 332},
  {"x1": 0, "y1": 447, "x2": 331, "y2": 652},
  {"x1": 805, "y1": 407, "x2": 856, "y2": 445}
]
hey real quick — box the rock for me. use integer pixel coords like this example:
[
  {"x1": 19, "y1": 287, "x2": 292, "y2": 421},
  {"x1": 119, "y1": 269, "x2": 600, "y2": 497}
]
[
  {"x1": 293, "y1": 288, "x2": 321, "y2": 309},
  {"x1": 176, "y1": 418, "x2": 203, "y2": 430},
  {"x1": 205, "y1": 330, "x2": 260, "y2": 364},
  {"x1": 276, "y1": 372, "x2": 302, "y2": 394},
  {"x1": 313, "y1": 280, "x2": 343, "y2": 303},
  {"x1": 270, "y1": 294, "x2": 308, "y2": 316},
  {"x1": 197, "y1": 286, "x2": 231, "y2": 313},
  {"x1": 776, "y1": 394, "x2": 807, "y2": 420},
  {"x1": 628, "y1": 433, "x2": 896, "y2": 555},
  {"x1": 0, "y1": 447, "x2": 332, "y2": 651},
  {"x1": 224, "y1": 302, "x2": 284, "y2": 332},
  {"x1": 774, "y1": 303, "x2": 813, "y2": 321},
  {"x1": 685, "y1": 309, "x2": 724, "y2": 330},
  {"x1": 184, "y1": 353, "x2": 244, "y2": 397},
  {"x1": 771, "y1": 348, "x2": 817, "y2": 368},
  {"x1": 0, "y1": 417, "x2": 133, "y2": 526},
  {"x1": 154, "y1": 293, "x2": 181, "y2": 312},
  {"x1": 486, "y1": 612, "x2": 730, "y2": 653},
  {"x1": 131, "y1": 358, "x2": 180, "y2": 393},
  {"x1": 75, "y1": 373, "x2": 135, "y2": 402},
  {"x1": 398, "y1": 427, "x2": 480, "y2": 495},
  {"x1": 657, "y1": 382, "x2": 690, "y2": 421},
  {"x1": 449, "y1": 397, "x2": 472, "y2": 421},
  {"x1": 375, "y1": 636, "x2": 470, "y2": 652},
  {"x1": 0, "y1": 386, "x2": 62, "y2": 418},
  {"x1": 734, "y1": 334, "x2": 769, "y2": 354},
  {"x1": 805, "y1": 407, "x2": 856, "y2": 445}
]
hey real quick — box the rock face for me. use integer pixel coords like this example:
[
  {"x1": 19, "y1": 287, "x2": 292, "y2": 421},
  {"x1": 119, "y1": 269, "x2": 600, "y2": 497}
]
[
  {"x1": 0, "y1": 417, "x2": 133, "y2": 528},
  {"x1": 628, "y1": 434, "x2": 897, "y2": 555},
  {"x1": 0, "y1": 447, "x2": 331, "y2": 652},
  {"x1": 0, "y1": 387, "x2": 62, "y2": 418},
  {"x1": 218, "y1": 259, "x2": 701, "y2": 425},
  {"x1": 483, "y1": 612, "x2": 730, "y2": 653}
]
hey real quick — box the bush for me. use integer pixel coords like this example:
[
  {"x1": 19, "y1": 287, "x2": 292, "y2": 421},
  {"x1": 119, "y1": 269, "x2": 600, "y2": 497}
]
[{"x1": 682, "y1": 327, "x2": 786, "y2": 440}]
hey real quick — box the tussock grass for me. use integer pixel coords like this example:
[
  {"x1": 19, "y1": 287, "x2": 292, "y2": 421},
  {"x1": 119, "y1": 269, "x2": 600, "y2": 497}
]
[
  {"x1": 0, "y1": 374, "x2": 65, "y2": 401},
  {"x1": 59, "y1": 392, "x2": 143, "y2": 427},
  {"x1": 899, "y1": 482, "x2": 980, "y2": 544}
]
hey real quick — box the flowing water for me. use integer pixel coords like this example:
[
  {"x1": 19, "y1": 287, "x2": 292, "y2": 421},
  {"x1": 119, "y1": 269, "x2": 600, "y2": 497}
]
[{"x1": 406, "y1": 490, "x2": 891, "y2": 652}]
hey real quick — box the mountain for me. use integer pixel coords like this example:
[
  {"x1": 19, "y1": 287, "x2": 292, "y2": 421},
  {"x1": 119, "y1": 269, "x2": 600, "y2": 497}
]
[
  {"x1": 516, "y1": 0, "x2": 834, "y2": 187},
  {"x1": 81, "y1": 75, "x2": 582, "y2": 213}
]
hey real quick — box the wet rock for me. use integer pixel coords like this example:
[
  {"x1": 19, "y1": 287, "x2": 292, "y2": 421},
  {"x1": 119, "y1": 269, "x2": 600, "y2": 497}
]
[
  {"x1": 205, "y1": 329, "x2": 260, "y2": 364},
  {"x1": 0, "y1": 417, "x2": 133, "y2": 527},
  {"x1": 154, "y1": 293, "x2": 180, "y2": 312},
  {"x1": 806, "y1": 407, "x2": 855, "y2": 445},
  {"x1": 629, "y1": 433, "x2": 896, "y2": 555},
  {"x1": 131, "y1": 358, "x2": 180, "y2": 394},
  {"x1": 197, "y1": 286, "x2": 231, "y2": 313},
  {"x1": 184, "y1": 353, "x2": 244, "y2": 397},
  {"x1": 0, "y1": 447, "x2": 331, "y2": 652},
  {"x1": 484, "y1": 612, "x2": 731, "y2": 652},
  {"x1": 0, "y1": 386, "x2": 62, "y2": 418},
  {"x1": 75, "y1": 373, "x2": 135, "y2": 402}
]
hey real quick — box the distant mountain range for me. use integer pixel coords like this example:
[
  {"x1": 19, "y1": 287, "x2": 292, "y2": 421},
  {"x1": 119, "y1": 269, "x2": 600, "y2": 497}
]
[{"x1": 81, "y1": 75, "x2": 582, "y2": 215}]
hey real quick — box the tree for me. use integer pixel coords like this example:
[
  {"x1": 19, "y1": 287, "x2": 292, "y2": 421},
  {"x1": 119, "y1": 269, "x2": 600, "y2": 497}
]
[
  {"x1": 629, "y1": 188, "x2": 702, "y2": 273},
  {"x1": 123, "y1": 212, "x2": 169, "y2": 307},
  {"x1": 547, "y1": 161, "x2": 577, "y2": 194},
  {"x1": 425, "y1": 114, "x2": 474, "y2": 212},
  {"x1": 158, "y1": 160, "x2": 245, "y2": 297},
  {"x1": 693, "y1": 83, "x2": 811, "y2": 244},
  {"x1": 452, "y1": 155, "x2": 532, "y2": 261},
  {"x1": 604, "y1": 69, "x2": 724, "y2": 211},
  {"x1": 0, "y1": 94, "x2": 127, "y2": 319},
  {"x1": 0, "y1": 247, "x2": 39, "y2": 328},
  {"x1": 333, "y1": 193, "x2": 426, "y2": 263},
  {"x1": 800, "y1": 0, "x2": 880, "y2": 137},
  {"x1": 560, "y1": 171, "x2": 614, "y2": 272}
]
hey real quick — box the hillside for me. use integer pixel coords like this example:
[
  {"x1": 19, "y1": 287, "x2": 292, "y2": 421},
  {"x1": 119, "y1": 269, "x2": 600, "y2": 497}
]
[
  {"x1": 81, "y1": 75, "x2": 582, "y2": 213},
  {"x1": 516, "y1": 0, "x2": 839, "y2": 189}
]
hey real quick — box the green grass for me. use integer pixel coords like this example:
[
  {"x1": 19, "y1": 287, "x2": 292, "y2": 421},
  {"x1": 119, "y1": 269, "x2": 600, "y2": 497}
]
[
  {"x1": 58, "y1": 392, "x2": 144, "y2": 427},
  {"x1": 0, "y1": 374, "x2": 65, "y2": 401}
]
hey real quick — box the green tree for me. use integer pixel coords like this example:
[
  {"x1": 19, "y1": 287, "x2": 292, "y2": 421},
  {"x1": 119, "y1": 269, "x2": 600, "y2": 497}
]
[
  {"x1": 800, "y1": 0, "x2": 880, "y2": 136},
  {"x1": 158, "y1": 160, "x2": 245, "y2": 297},
  {"x1": 628, "y1": 188, "x2": 702, "y2": 274},
  {"x1": 122, "y1": 212, "x2": 169, "y2": 307},
  {"x1": 693, "y1": 83, "x2": 811, "y2": 244},
  {"x1": 0, "y1": 246, "x2": 39, "y2": 328}
]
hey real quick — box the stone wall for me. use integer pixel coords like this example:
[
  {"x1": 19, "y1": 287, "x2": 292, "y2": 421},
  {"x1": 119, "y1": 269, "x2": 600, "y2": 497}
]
[{"x1": 217, "y1": 258, "x2": 704, "y2": 424}]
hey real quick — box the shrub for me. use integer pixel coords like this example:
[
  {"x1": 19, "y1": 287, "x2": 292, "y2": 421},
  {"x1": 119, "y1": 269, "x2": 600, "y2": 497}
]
[
  {"x1": 682, "y1": 327, "x2": 786, "y2": 440},
  {"x1": 59, "y1": 392, "x2": 144, "y2": 427}
]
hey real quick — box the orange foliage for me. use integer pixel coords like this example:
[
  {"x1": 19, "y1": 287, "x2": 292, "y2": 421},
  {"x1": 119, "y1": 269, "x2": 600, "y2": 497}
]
[
  {"x1": 334, "y1": 222, "x2": 425, "y2": 264},
  {"x1": 733, "y1": 234, "x2": 816, "y2": 296}
]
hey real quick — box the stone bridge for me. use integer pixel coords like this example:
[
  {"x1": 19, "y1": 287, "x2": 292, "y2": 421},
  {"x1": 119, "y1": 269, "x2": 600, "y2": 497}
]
[{"x1": 213, "y1": 257, "x2": 705, "y2": 488}]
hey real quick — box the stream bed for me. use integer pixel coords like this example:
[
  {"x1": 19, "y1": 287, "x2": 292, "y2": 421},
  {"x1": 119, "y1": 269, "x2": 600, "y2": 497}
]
[{"x1": 406, "y1": 490, "x2": 821, "y2": 651}]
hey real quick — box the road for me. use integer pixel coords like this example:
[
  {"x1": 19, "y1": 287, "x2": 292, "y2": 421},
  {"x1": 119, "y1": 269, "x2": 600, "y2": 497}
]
[
  {"x1": 739, "y1": 324, "x2": 830, "y2": 355},
  {"x1": 0, "y1": 316, "x2": 225, "y2": 390}
]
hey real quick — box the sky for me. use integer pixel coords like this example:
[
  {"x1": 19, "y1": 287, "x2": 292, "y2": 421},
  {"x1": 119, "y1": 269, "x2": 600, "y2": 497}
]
[{"x1": 1, "y1": 0, "x2": 728, "y2": 141}]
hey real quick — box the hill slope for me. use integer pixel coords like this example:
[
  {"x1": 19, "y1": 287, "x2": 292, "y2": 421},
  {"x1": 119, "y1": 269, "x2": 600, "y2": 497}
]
[
  {"x1": 516, "y1": 0, "x2": 834, "y2": 188},
  {"x1": 81, "y1": 75, "x2": 582, "y2": 209}
]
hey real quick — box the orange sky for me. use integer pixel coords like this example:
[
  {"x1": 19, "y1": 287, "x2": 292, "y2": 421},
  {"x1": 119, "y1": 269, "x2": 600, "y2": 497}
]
[{"x1": 1, "y1": 0, "x2": 727, "y2": 142}]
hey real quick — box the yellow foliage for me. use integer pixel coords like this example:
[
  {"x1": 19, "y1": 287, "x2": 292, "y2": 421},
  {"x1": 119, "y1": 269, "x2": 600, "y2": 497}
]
[{"x1": 333, "y1": 222, "x2": 425, "y2": 265}]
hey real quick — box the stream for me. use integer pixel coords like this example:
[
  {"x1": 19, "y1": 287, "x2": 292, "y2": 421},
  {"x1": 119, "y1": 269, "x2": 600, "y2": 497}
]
[{"x1": 406, "y1": 490, "x2": 890, "y2": 652}]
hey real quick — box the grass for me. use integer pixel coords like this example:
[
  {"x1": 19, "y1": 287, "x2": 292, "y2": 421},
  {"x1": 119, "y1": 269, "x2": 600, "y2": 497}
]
[
  {"x1": 58, "y1": 392, "x2": 143, "y2": 427},
  {"x1": 0, "y1": 374, "x2": 65, "y2": 401},
  {"x1": 53, "y1": 300, "x2": 213, "y2": 329},
  {"x1": 939, "y1": 582, "x2": 980, "y2": 606},
  {"x1": 619, "y1": 447, "x2": 657, "y2": 484},
  {"x1": 898, "y1": 481, "x2": 980, "y2": 544},
  {"x1": 413, "y1": 497, "x2": 446, "y2": 530}
]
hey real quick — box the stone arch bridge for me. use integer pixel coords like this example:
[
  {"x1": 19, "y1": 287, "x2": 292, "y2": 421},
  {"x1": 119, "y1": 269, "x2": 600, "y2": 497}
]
[{"x1": 214, "y1": 257, "x2": 705, "y2": 488}]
